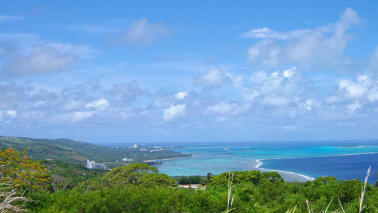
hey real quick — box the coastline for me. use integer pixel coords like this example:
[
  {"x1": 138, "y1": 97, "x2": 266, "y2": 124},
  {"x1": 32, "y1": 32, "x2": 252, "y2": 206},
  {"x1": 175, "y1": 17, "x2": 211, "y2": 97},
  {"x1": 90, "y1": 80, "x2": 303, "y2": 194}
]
[
  {"x1": 156, "y1": 155, "x2": 194, "y2": 161},
  {"x1": 157, "y1": 149, "x2": 377, "y2": 181},
  {"x1": 255, "y1": 159, "x2": 315, "y2": 182},
  {"x1": 255, "y1": 152, "x2": 378, "y2": 182}
]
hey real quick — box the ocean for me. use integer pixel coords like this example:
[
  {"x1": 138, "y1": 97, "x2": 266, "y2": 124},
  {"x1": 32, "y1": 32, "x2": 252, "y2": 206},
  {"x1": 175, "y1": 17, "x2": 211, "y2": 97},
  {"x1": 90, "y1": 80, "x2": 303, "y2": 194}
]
[{"x1": 157, "y1": 141, "x2": 378, "y2": 184}]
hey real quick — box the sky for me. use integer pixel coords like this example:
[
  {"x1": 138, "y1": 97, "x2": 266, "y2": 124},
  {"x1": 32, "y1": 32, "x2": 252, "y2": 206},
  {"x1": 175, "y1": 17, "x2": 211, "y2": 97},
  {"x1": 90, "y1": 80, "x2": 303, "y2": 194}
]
[{"x1": 1, "y1": 0, "x2": 378, "y2": 143}]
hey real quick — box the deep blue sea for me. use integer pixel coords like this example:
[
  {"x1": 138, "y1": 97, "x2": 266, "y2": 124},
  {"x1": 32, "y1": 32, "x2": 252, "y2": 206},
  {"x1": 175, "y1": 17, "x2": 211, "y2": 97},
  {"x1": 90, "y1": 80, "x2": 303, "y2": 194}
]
[{"x1": 157, "y1": 141, "x2": 378, "y2": 184}]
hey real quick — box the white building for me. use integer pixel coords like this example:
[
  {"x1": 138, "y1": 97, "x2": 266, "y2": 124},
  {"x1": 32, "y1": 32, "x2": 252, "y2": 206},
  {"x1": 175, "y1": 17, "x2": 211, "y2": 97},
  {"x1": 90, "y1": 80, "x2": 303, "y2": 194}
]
[
  {"x1": 86, "y1": 160, "x2": 107, "y2": 170},
  {"x1": 122, "y1": 157, "x2": 134, "y2": 162},
  {"x1": 128, "y1": 144, "x2": 138, "y2": 149}
]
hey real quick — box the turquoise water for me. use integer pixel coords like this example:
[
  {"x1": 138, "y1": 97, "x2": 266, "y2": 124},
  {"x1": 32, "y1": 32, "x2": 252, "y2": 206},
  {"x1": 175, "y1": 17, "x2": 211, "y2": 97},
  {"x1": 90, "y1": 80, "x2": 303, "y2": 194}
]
[{"x1": 157, "y1": 142, "x2": 378, "y2": 183}]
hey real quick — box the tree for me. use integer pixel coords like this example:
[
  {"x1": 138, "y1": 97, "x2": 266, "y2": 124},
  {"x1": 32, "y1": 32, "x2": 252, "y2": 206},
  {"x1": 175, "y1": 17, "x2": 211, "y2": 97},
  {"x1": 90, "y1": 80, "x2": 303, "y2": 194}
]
[
  {"x1": 261, "y1": 172, "x2": 284, "y2": 183},
  {"x1": 0, "y1": 148, "x2": 50, "y2": 212},
  {"x1": 138, "y1": 173, "x2": 176, "y2": 187},
  {"x1": 102, "y1": 163, "x2": 158, "y2": 186},
  {"x1": 207, "y1": 172, "x2": 213, "y2": 183},
  {"x1": 0, "y1": 148, "x2": 50, "y2": 190}
]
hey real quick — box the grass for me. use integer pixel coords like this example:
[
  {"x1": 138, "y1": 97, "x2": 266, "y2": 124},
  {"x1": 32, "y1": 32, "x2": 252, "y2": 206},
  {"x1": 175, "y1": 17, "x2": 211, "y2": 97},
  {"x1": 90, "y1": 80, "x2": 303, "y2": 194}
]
[{"x1": 296, "y1": 166, "x2": 372, "y2": 213}]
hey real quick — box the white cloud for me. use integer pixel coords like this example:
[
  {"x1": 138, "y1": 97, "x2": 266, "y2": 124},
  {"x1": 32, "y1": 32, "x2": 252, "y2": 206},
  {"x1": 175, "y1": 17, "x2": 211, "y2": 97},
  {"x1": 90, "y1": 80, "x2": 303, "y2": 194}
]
[
  {"x1": 66, "y1": 111, "x2": 95, "y2": 122},
  {"x1": 333, "y1": 74, "x2": 378, "y2": 116},
  {"x1": 305, "y1": 99, "x2": 313, "y2": 110},
  {"x1": 0, "y1": 39, "x2": 95, "y2": 76},
  {"x1": 207, "y1": 102, "x2": 236, "y2": 114},
  {"x1": 338, "y1": 80, "x2": 367, "y2": 98},
  {"x1": 249, "y1": 69, "x2": 305, "y2": 97},
  {"x1": 242, "y1": 27, "x2": 310, "y2": 40},
  {"x1": 86, "y1": 98, "x2": 109, "y2": 111},
  {"x1": 244, "y1": 8, "x2": 360, "y2": 68},
  {"x1": 347, "y1": 101, "x2": 360, "y2": 114},
  {"x1": 261, "y1": 96, "x2": 290, "y2": 106},
  {"x1": 175, "y1": 92, "x2": 187, "y2": 100},
  {"x1": 62, "y1": 100, "x2": 82, "y2": 111},
  {"x1": 122, "y1": 18, "x2": 168, "y2": 44},
  {"x1": 107, "y1": 81, "x2": 147, "y2": 103},
  {"x1": 6, "y1": 110, "x2": 17, "y2": 117},
  {"x1": 195, "y1": 68, "x2": 230, "y2": 88},
  {"x1": 337, "y1": 74, "x2": 378, "y2": 102},
  {"x1": 163, "y1": 104, "x2": 186, "y2": 121},
  {"x1": 368, "y1": 88, "x2": 378, "y2": 102},
  {"x1": 282, "y1": 67, "x2": 296, "y2": 78}
]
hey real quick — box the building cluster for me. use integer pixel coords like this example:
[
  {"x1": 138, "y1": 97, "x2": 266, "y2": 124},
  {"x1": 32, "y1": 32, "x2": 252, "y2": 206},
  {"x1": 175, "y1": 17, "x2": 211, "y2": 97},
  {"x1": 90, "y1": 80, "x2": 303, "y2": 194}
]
[
  {"x1": 128, "y1": 144, "x2": 138, "y2": 149},
  {"x1": 149, "y1": 146, "x2": 164, "y2": 152},
  {"x1": 122, "y1": 157, "x2": 134, "y2": 162},
  {"x1": 86, "y1": 160, "x2": 107, "y2": 170},
  {"x1": 127, "y1": 144, "x2": 165, "y2": 153}
]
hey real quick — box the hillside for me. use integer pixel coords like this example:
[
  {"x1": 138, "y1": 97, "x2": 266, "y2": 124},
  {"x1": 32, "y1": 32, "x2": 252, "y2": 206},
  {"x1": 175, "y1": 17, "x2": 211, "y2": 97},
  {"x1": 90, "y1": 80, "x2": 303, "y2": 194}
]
[{"x1": 0, "y1": 136, "x2": 189, "y2": 164}]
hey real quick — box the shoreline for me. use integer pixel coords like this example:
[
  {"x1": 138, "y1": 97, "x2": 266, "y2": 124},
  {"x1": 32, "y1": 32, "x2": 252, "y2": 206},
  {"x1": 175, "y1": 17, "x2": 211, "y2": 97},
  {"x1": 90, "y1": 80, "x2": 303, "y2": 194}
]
[
  {"x1": 158, "y1": 151, "x2": 376, "y2": 181},
  {"x1": 254, "y1": 152, "x2": 378, "y2": 182},
  {"x1": 156, "y1": 155, "x2": 193, "y2": 161},
  {"x1": 255, "y1": 159, "x2": 315, "y2": 181}
]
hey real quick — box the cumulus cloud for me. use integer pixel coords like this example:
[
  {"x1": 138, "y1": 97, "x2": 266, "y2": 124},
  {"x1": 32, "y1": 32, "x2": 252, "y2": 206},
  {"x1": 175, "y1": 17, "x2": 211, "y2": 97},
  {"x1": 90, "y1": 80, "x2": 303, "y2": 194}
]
[
  {"x1": 282, "y1": 67, "x2": 296, "y2": 78},
  {"x1": 207, "y1": 102, "x2": 236, "y2": 114},
  {"x1": 0, "y1": 37, "x2": 95, "y2": 76},
  {"x1": 106, "y1": 81, "x2": 147, "y2": 104},
  {"x1": 347, "y1": 101, "x2": 360, "y2": 114},
  {"x1": 0, "y1": 79, "x2": 148, "y2": 125},
  {"x1": 163, "y1": 104, "x2": 186, "y2": 121},
  {"x1": 194, "y1": 68, "x2": 230, "y2": 88},
  {"x1": 244, "y1": 8, "x2": 360, "y2": 68},
  {"x1": 121, "y1": 18, "x2": 168, "y2": 44},
  {"x1": 175, "y1": 92, "x2": 187, "y2": 100},
  {"x1": 337, "y1": 74, "x2": 378, "y2": 103},
  {"x1": 6, "y1": 110, "x2": 17, "y2": 117},
  {"x1": 0, "y1": 68, "x2": 377, "y2": 136},
  {"x1": 242, "y1": 27, "x2": 309, "y2": 40},
  {"x1": 304, "y1": 99, "x2": 315, "y2": 110},
  {"x1": 248, "y1": 67, "x2": 305, "y2": 97},
  {"x1": 86, "y1": 98, "x2": 109, "y2": 111},
  {"x1": 0, "y1": 110, "x2": 17, "y2": 121},
  {"x1": 338, "y1": 79, "x2": 368, "y2": 98}
]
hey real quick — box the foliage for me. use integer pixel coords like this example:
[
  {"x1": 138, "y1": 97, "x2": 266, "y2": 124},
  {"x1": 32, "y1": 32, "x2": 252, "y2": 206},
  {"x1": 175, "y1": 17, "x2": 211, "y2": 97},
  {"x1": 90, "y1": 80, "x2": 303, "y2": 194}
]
[
  {"x1": 41, "y1": 160, "x2": 105, "y2": 191},
  {"x1": 102, "y1": 163, "x2": 158, "y2": 186},
  {"x1": 0, "y1": 136, "x2": 189, "y2": 165},
  {"x1": 176, "y1": 176, "x2": 206, "y2": 184},
  {"x1": 27, "y1": 167, "x2": 378, "y2": 213},
  {"x1": 0, "y1": 148, "x2": 50, "y2": 212},
  {"x1": 0, "y1": 147, "x2": 377, "y2": 213},
  {"x1": 137, "y1": 173, "x2": 176, "y2": 187},
  {"x1": 0, "y1": 148, "x2": 50, "y2": 191},
  {"x1": 31, "y1": 185, "x2": 225, "y2": 213}
]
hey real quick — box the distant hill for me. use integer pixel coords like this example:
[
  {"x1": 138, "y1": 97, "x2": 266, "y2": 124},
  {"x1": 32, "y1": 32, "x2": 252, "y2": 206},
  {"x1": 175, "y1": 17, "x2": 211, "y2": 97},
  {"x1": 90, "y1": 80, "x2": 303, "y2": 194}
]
[{"x1": 0, "y1": 136, "x2": 189, "y2": 164}]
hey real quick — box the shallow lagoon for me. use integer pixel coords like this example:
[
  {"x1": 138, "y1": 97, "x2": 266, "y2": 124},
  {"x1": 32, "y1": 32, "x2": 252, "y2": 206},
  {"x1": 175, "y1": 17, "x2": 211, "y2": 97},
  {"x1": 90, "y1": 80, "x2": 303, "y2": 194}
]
[{"x1": 157, "y1": 141, "x2": 378, "y2": 183}]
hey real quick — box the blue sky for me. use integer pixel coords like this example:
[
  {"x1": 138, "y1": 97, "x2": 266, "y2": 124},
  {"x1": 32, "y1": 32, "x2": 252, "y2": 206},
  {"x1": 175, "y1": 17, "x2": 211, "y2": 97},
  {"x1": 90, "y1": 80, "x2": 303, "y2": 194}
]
[{"x1": 1, "y1": 0, "x2": 378, "y2": 143}]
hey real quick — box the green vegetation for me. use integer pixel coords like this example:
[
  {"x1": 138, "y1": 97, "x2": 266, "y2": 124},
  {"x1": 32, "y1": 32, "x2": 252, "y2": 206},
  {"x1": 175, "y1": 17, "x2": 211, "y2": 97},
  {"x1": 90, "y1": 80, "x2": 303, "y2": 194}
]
[
  {"x1": 1, "y1": 146, "x2": 377, "y2": 212},
  {"x1": 0, "y1": 136, "x2": 190, "y2": 165},
  {"x1": 176, "y1": 175, "x2": 207, "y2": 184},
  {"x1": 41, "y1": 160, "x2": 106, "y2": 190},
  {"x1": 26, "y1": 165, "x2": 377, "y2": 213},
  {"x1": 0, "y1": 148, "x2": 50, "y2": 212}
]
